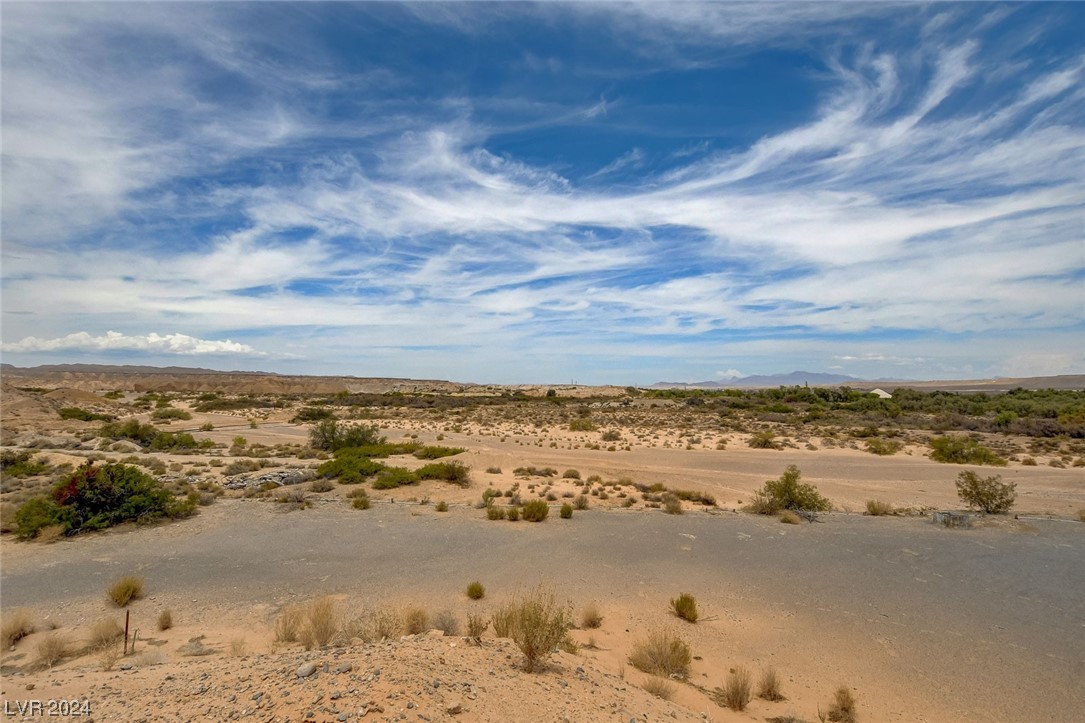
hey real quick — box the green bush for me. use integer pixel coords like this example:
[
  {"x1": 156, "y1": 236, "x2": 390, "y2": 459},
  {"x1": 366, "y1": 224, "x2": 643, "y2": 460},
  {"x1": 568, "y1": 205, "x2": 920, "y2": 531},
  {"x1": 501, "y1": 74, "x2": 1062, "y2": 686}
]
[
  {"x1": 521, "y1": 499, "x2": 549, "y2": 522},
  {"x1": 569, "y1": 418, "x2": 595, "y2": 432},
  {"x1": 316, "y1": 451, "x2": 386, "y2": 484},
  {"x1": 308, "y1": 420, "x2": 385, "y2": 452},
  {"x1": 955, "y1": 471, "x2": 1016, "y2": 513},
  {"x1": 493, "y1": 587, "x2": 570, "y2": 672},
  {"x1": 749, "y1": 465, "x2": 831, "y2": 514},
  {"x1": 372, "y1": 467, "x2": 418, "y2": 490},
  {"x1": 560, "y1": 503, "x2": 573, "y2": 519},
  {"x1": 416, "y1": 461, "x2": 471, "y2": 487},
  {"x1": 864, "y1": 438, "x2": 902, "y2": 456},
  {"x1": 59, "y1": 407, "x2": 113, "y2": 422},
  {"x1": 747, "y1": 430, "x2": 780, "y2": 449},
  {"x1": 413, "y1": 446, "x2": 466, "y2": 459},
  {"x1": 486, "y1": 505, "x2": 506, "y2": 520},
  {"x1": 293, "y1": 406, "x2": 335, "y2": 423},
  {"x1": 929, "y1": 436, "x2": 1007, "y2": 466},
  {"x1": 670, "y1": 593, "x2": 698, "y2": 622},
  {"x1": 151, "y1": 407, "x2": 192, "y2": 421},
  {"x1": 506, "y1": 506, "x2": 521, "y2": 521},
  {"x1": 14, "y1": 462, "x2": 194, "y2": 539},
  {"x1": 0, "y1": 450, "x2": 49, "y2": 477}
]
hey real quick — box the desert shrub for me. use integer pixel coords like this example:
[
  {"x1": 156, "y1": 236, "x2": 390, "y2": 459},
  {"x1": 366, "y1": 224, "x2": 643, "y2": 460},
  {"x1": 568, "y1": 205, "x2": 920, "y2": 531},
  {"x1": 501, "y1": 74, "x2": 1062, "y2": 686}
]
[
  {"x1": 629, "y1": 628, "x2": 691, "y2": 678},
  {"x1": 560, "y1": 503, "x2": 573, "y2": 519},
  {"x1": 316, "y1": 453, "x2": 385, "y2": 484},
  {"x1": 521, "y1": 499, "x2": 549, "y2": 522},
  {"x1": 35, "y1": 632, "x2": 68, "y2": 668},
  {"x1": 308, "y1": 420, "x2": 385, "y2": 452},
  {"x1": 274, "y1": 605, "x2": 305, "y2": 643},
  {"x1": 930, "y1": 436, "x2": 1007, "y2": 466},
  {"x1": 513, "y1": 466, "x2": 557, "y2": 478},
  {"x1": 569, "y1": 418, "x2": 595, "y2": 432},
  {"x1": 670, "y1": 593, "x2": 698, "y2": 623},
  {"x1": 673, "y1": 489, "x2": 717, "y2": 506},
  {"x1": 372, "y1": 467, "x2": 418, "y2": 489},
  {"x1": 59, "y1": 407, "x2": 113, "y2": 422},
  {"x1": 351, "y1": 494, "x2": 371, "y2": 510},
  {"x1": 955, "y1": 471, "x2": 1016, "y2": 513},
  {"x1": 309, "y1": 478, "x2": 334, "y2": 493},
  {"x1": 662, "y1": 493, "x2": 683, "y2": 515},
  {"x1": 151, "y1": 407, "x2": 192, "y2": 421},
  {"x1": 293, "y1": 406, "x2": 335, "y2": 423},
  {"x1": 747, "y1": 431, "x2": 780, "y2": 449},
  {"x1": 413, "y1": 446, "x2": 465, "y2": 459},
  {"x1": 157, "y1": 610, "x2": 173, "y2": 631},
  {"x1": 435, "y1": 500, "x2": 448, "y2": 512},
  {"x1": 485, "y1": 466, "x2": 502, "y2": 474},
  {"x1": 108, "y1": 576, "x2": 144, "y2": 607},
  {"x1": 864, "y1": 438, "x2": 902, "y2": 456},
  {"x1": 750, "y1": 465, "x2": 831, "y2": 514},
  {"x1": 642, "y1": 676, "x2": 676, "y2": 700},
  {"x1": 601, "y1": 430, "x2": 621, "y2": 442},
  {"x1": 486, "y1": 505, "x2": 506, "y2": 520},
  {"x1": 16, "y1": 462, "x2": 194, "y2": 540},
  {"x1": 865, "y1": 499, "x2": 894, "y2": 516},
  {"x1": 827, "y1": 686, "x2": 858, "y2": 722},
  {"x1": 466, "y1": 581, "x2": 486, "y2": 600},
  {"x1": 466, "y1": 613, "x2": 489, "y2": 637},
  {"x1": 431, "y1": 610, "x2": 459, "y2": 636},
  {"x1": 574, "y1": 494, "x2": 589, "y2": 510},
  {"x1": 1, "y1": 450, "x2": 50, "y2": 477},
  {"x1": 562, "y1": 469, "x2": 581, "y2": 479},
  {"x1": 301, "y1": 597, "x2": 339, "y2": 649},
  {"x1": 2, "y1": 609, "x2": 34, "y2": 647},
  {"x1": 199, "y1": 422, "x2": 214, "y2": 431},
  {"x1": 493, "y1": 587, "x2": 571, "y2": 672},
  {"x1": 580, "y1": 602, "x2": 602, "y2": 629},
  {"x1": 751, "y1": 667, "x2": 782, "y2": 702},
  {"x1": 779, "y1": 509, "x2": 801, "y2": 524},
  {"x1": 223, "y1": 458, "x2": 261, "y2": 476},
  {"x1": 506, "y1": 506, "x2": 521, "y2": 521},
  {"x1": 416, "y1": 461, "x2": 471, "y2": 487},
  {"x1": 715, "y1": 666, "x2": 752, "y2": 711},
  {"x1": 403, "y1": 606, "x2": 429, "y2": 635},
  {"x1": 89, "y1": 617, "x2": 124, "y2": 649}
]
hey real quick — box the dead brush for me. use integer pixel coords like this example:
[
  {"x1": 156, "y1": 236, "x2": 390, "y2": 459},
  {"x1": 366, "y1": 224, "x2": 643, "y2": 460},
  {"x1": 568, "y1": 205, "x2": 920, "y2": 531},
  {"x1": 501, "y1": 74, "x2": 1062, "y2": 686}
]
[
  {"x1": 273, "y1": 605, "x2": 305, "y2": 643},
  {"x1": 88, "y1": 617, "x2": 123, "y2": 649},
  {"x1": 714, "y1": 666, "x2": 752, "y2": 711},
  {"x1": 493, "y1": 587, "x2": 571, "y2": 672},
  {"x1": 304, "y1": 596, "x2": 339, "y2": 648},
  {"x1": 35, "y1": 632, "x2": 68, "y2": 668},
  {"x1": 628, "y1": 628, "x2": 691, "y2": 678},
  {"x1": 107, "y1": 575, "x2": 144, "y2": 607},
  {"x1": 580, "y1": 601, "x2": 603, "y2": 629},
  {"x1": 642, "y1": 675, "x2": 676, "y2": 700},
  {"x1": 403, "y1": 606, "x2": 429, "y2": 635},
  {"x1": 826, "y1": 685, "x2": 858, "y2": 722},
  {"x1": 670, "y1": 592, "x2": 698, "y2": 623},
  {"x1": 758, "y1": 666, "x2": 785, "y2": 701},
  {"x1": 466, "y1": 613, "x2": 489, "y2": 639},
  {"x1": 2, "y1": 608, "x2": 35, "y2": 647}
]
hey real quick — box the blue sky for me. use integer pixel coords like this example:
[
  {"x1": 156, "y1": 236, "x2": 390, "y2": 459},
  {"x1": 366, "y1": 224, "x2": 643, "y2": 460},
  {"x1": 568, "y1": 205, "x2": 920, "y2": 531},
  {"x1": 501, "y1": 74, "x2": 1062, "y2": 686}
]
[{"x1": 2, "y1": 2, "x2": 1083, "y2": 384}]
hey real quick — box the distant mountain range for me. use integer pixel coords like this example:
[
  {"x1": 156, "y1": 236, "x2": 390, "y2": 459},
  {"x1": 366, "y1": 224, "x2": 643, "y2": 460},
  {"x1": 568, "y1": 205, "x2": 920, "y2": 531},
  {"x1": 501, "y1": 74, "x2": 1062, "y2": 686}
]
[{"x1": 651, "y1": 371, "x2": 898, "y2": 389}]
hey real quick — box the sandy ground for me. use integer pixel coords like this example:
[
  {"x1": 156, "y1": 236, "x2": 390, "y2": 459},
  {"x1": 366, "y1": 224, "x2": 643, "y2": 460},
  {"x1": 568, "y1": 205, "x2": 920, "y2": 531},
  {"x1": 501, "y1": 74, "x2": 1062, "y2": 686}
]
[{"x1": 2, "y1": 383, "x2": 1084, "y2": 722}]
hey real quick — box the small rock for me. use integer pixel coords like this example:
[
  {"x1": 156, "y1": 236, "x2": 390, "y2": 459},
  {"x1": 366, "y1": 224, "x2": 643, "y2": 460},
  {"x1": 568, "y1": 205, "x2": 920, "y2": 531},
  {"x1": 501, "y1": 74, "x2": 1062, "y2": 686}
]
[
  {"x1": 334, "y1": 663, "x2": 353, "y2": 674},
  {"x1": 447, "y1": 703, "x2": 463, "y2": 715},
  {"x1": 297, "y1": 663, "x2": 318, "y2": 678}
]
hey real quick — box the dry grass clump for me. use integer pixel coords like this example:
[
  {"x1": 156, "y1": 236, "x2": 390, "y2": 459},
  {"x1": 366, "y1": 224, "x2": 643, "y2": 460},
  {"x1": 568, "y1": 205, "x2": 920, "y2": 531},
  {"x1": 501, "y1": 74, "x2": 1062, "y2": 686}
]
[
  {"x1": 274, "y1": 605, "x2": 305, "y2": 643},
  {"x1": 492, "y1": 587, "x2": 571, "y2": 672},
  {"x1": 642, "y1": 675, "x2": 676, "y2": 700},
  {"x1": 826, "y1": 685, "x2": 858, "y2": 722},
  {"x1": 758, "y1": 666, "x2": 785, "y2": 701},
  {"x1": 431, "y1": 610, "x2": 459, "y2": 636},
  {"x1": 403, "y1": 605, "x2": 429, "y2": 635},
  {"x1": 628, "y1": 628, "x2": 691, "y2": 678},
  {"x1": 662, "y1": 493, "x2": 683, "y2": 515},
  {"x1": 466, "y1": 581, "x2": 486, "y2": 600},
  {"x1": 1078, "y1": 508, "x2": 1085, "y2": 523},
  {"x1": 88, "y1": 617, "x2": 123, "y2": 649},
  {"x1": 2, "y1": 609, "x2": 35, "y2": 647},
  {"x1": 35, "y1": 632, "x2": 68, "y2": 668},
  {"x1": 301, "y1": 596, "x2": 339, "y2": 648},
  {"x1": 108, "y1": 575, "x2": 144, "y2": 607},
  {"x1": 360, "y1": 608, "x2": 402, "y2": 642},
  {"x1": 865, "y1": 499, "x2": 894, "y2": 516},
  {"x1": 157, "y1": 609, "x2": 173, "y2": 631},
  {"x1": 670, "y1": 592, "x2": 698, "y2": 622},
  {"x1": 714, "y1": 666, "x2": 752, "y2": 711},
  {"x1": 466, "y1": 613, "x2": 489, "y2": 638},
  {"x1": 580, "y1": 602, "x2": 603, "y2": 629},
  {"x1": 779, "y1": 509, "x2": 802, "y2": 524}
]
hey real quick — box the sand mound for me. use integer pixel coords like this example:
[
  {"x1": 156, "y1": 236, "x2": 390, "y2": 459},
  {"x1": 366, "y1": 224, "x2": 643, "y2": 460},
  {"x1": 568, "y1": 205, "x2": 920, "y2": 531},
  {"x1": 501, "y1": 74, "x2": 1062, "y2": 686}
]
[{"x1": 42, "y1": 388, "x2": 112, "y2": 405}]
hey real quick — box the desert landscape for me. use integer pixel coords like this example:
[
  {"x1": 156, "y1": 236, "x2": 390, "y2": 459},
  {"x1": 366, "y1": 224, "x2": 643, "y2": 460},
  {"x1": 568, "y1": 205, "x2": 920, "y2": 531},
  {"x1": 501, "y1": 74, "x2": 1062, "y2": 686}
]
[{"x1": 1, "y1": 367, "x2": 1083, "y2": 722}]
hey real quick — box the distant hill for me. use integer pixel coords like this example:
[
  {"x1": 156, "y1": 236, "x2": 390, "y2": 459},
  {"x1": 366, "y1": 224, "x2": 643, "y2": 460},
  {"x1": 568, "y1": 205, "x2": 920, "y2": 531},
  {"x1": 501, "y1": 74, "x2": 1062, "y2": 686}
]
[
  {"x1": 0, "y1": 363, "x2": 268, "y2": 375},
  {"x1": 652, "y1": 371, "x2": 864, "y2": 389}
]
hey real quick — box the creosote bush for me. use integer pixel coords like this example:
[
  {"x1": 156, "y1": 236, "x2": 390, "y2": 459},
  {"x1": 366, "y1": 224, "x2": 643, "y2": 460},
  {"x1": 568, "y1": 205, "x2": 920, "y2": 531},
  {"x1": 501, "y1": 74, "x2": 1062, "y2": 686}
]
[
  {"x1": 521, "y1": 499, "x2": 549, "y2": 522},
  {"x1": 955, "y1": 470, "x2": 1016, "y2": 513},
  {"x1": 466, "y1": 581, "x2": 486, "y2": 600},
  {"x1": 827, "y1": 686, "x2": 858, "y2": 722},
  {"x1": 670, "y1": 593, "x2": 698, "y2": 623},
  {"x1": 748, "y1": 465, "x2": 831, "y2": 514},
  {"x1": 108, "y1": 576, "x2": 144, "y2": 607},
  {"x1": 492, "y1": 587, "x2": 571, "y2": 672},
  {"x1": 629, "y1": 628, "x2": 691, "y2": 678},
  {"x1": 560, "y1": 503, "x2": 573, "y2": 519},
  {"x1": 929, "y1": 436, "x2": 1007, "y2": 466}
]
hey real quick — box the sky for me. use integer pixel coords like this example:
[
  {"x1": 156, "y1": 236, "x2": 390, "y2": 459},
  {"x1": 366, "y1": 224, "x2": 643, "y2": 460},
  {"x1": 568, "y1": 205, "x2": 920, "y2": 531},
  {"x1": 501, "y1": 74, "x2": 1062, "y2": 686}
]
[{"x1": 1, "y1": 1, "x2": 1083, "y2": 385}]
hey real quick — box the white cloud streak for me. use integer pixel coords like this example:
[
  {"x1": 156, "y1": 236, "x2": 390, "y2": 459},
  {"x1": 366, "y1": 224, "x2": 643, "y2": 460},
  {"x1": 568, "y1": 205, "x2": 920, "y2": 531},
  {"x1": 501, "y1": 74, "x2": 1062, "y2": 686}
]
[{"x1": 2, "y1": 332, "x2": 262, "y2": 356}]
